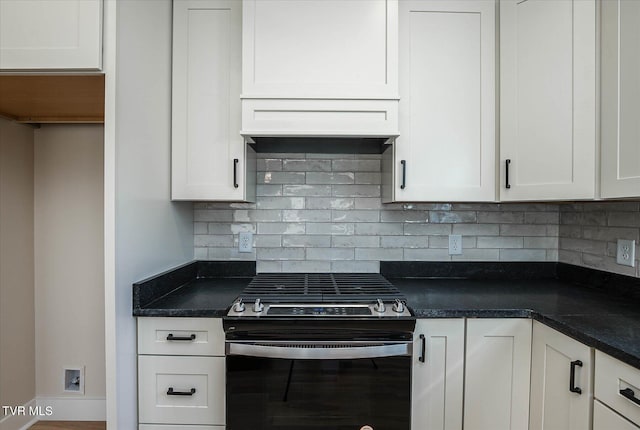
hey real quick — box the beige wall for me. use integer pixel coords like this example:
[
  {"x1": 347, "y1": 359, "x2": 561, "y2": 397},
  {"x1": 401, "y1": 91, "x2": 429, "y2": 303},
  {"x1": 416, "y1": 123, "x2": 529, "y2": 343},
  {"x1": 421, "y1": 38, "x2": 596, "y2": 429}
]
[
  {"x1": 0, "y1": 118, "x2": 36, "y2": 416},
  {"x1": 34, "y1": 125, "x2": 105, "y2": 400}
]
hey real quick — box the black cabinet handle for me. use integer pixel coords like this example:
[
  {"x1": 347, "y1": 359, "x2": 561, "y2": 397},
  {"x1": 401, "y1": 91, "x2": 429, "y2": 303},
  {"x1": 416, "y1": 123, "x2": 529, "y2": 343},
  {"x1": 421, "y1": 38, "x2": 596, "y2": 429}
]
[
  {"x1": 620, "y1": 388, "x2": 640, "y2": 406},
  {"x1": 505, "y1": 159, "x2": 511, "y2": 189},
  {"x1": 233, "y1": 158, "x2": 239, "y2": 188},
  {"x1": 419, "y1": 334, "x2": 426, "y2": 363},
  {"x1": 167, "y1": 387, "x2": 196, "y2": 396},
  {"x1": 400, "y1": 160, "x2": 407, "y2": 190},
  {"x1": 569, "y1": 360, "x2": 583, "y2": 394},
  {"x1": 166, "y1": 333, "x2": 196, "y2": 341}
]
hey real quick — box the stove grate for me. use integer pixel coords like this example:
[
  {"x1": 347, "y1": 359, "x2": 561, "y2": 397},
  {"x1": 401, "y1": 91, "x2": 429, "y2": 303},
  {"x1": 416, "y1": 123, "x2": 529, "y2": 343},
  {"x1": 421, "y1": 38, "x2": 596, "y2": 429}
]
[{"x1": 242, "y1": 273, "x2": 403, "y2": 302}]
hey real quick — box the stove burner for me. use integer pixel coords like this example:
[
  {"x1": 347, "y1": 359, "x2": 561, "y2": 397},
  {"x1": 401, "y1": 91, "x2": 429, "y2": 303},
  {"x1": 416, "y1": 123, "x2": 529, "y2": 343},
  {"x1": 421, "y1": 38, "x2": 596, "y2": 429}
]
[
  {"x1": 242, "y1": 273, "x2": 403, "y2": 302},
  {"x1": 227, "y1": 273, "x2": 412, "y2": 318}
]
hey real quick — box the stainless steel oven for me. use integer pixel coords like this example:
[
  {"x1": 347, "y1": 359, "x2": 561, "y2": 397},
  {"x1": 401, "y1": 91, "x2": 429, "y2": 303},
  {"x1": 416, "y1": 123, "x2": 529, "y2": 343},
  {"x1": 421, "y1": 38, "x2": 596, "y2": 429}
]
[
  {"x1": 225, "y1": 319, "x2": 414, "y2": 430},
  {"x1": 224, "y1": 273, "x2": 415, "y2": 430}
]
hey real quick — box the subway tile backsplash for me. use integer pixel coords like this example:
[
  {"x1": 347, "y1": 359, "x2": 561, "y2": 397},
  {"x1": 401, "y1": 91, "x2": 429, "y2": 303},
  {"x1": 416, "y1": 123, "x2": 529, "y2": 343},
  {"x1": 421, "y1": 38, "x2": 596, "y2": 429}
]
[
  {"x1": 194, "y1": 153, "x2": 561, "y2": 273},
  {"x1": 559, "y1": 202, "x2": 640, "y2": 277},
  {"x1": 195, "y1": 153, "x2": 640, "y2": 277}
]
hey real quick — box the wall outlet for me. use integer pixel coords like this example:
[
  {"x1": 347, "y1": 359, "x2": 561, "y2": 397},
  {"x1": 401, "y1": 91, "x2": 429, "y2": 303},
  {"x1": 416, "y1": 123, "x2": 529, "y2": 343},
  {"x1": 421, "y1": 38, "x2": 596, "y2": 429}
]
[
  {"x1": 238, "y1": 232, "x2": 253, "y2": 253},
  {"x1": 616, "y1": 239, "x2": 636, "y2": 267},
  {"x1": 449, "y1": 234, "x2": 462, "y2": 255}
]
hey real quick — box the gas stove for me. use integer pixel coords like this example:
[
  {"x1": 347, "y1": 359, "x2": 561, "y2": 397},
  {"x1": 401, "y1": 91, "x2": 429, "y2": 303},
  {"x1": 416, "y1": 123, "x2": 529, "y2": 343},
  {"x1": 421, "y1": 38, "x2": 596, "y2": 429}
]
[
  {"x1": 226, "y1": 273, "x2": 412, "y2": 318},
  {"x1": 225, "y1": 272, "x2": 414, "y2": 430}
]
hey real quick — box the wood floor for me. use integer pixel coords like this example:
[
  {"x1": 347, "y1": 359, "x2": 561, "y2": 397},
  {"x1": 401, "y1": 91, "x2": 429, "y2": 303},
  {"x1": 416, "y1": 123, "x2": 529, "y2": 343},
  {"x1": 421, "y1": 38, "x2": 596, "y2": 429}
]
[{"x1": 29, "y1": 422, "x2": 106, "y2": 430}]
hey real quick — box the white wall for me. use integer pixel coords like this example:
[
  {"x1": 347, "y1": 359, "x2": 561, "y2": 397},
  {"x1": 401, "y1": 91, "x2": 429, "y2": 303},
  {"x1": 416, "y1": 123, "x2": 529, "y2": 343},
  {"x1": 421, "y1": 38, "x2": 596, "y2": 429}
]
[
  {"x1": 34, "y1": 124, "x2": 105, "y2": 418},
  {"x1": 104, "y1": 1, "x2": 194, "y2": 427},
  {"x1": 0, "y1": 118, "x2": 35, "y2": 430}
]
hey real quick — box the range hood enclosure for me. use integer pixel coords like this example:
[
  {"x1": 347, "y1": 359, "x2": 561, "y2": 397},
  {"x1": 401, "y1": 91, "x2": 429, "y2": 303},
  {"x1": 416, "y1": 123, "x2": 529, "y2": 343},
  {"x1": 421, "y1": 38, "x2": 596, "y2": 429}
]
[{"x1": 241, "y1": 0, "x2": 399, "y2": 139}]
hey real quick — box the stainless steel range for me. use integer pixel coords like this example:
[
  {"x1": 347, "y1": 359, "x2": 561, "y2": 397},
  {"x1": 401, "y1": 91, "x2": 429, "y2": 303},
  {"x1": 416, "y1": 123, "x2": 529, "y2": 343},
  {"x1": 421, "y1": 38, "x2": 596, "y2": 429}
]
[
  {"x1": 224, "y1": 273, "x2": 414, "y2": 430},
  {"x1": 226, "y1": 272, "x2": 412, "y2": 318}
]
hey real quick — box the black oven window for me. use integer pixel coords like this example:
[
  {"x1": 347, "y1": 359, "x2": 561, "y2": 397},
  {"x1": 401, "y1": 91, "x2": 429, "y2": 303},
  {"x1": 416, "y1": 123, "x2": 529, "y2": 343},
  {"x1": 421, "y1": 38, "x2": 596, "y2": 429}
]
[{"x1": 227, "y1": 356, "x2": 411, "y2": 430}]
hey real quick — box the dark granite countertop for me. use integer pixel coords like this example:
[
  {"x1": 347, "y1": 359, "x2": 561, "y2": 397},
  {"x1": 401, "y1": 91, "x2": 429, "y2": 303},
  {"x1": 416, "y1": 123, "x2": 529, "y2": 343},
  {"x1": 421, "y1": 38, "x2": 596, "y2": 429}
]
[
  {"x1": 133, "y1": 261, "x2": 640, "y2": 369},
  {"x1": 133, "y1": 261, "x2": 256, "y2": 318},
  {"x1": 134, "y1": 277, "x2": 252, "y2": 318}
]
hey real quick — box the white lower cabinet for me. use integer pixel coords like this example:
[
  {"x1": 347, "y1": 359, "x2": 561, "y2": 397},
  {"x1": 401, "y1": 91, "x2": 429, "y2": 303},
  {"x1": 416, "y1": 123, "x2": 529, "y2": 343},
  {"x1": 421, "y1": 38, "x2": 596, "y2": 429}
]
[
  {"x1": 529, "y1": 321, "x2": 593, "y2": 430},
  {"x1": 138, "y1": 356, "x2": 225, "y2": 426},
  {"x1": 412, "y1": 319, "x2": 465, "y2": 430},
  {"x1": 137, "y1": 317, "x2": 224, "y2": 356},
  {"x1": 594, "y1": 400, "x2": 640, "y2": 430},
  {"x1": 138, "y1": 318, "x2": 226, "y2": 428},
  {"x1": 595, "y1": 350, "x2": 640, "y2": 427},
  {"x1": 464, "y1": 318, "x2": 532, "y2": 430}
]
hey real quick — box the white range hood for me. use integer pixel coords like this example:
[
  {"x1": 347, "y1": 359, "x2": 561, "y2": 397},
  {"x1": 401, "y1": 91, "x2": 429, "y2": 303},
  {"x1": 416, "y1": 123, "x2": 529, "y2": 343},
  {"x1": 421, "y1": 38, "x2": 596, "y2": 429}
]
[{"x1": 240, "y1": 0, "x2": 399, "y2": 140}]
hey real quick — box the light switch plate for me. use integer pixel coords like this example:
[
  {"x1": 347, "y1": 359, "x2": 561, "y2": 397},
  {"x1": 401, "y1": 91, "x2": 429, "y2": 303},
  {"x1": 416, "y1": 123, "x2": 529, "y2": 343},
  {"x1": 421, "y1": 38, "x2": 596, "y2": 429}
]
[
  {"x1": 238, "y1": 232, "x2": 253, "y2": 253},
  {"x1": 616, "y1": 239, "x2": 636, "y2": 267}
]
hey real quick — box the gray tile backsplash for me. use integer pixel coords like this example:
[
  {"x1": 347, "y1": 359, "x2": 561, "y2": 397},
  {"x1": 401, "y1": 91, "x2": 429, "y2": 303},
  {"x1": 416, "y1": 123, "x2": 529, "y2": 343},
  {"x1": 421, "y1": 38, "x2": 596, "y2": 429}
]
[
  {"x1": 559, "y1": 202, "x2": 640, "y2": 277},
  {"x1": 194, "y1": 153, "x2": 561, "y2": 273},
  {"x1": 195, "y1": 153, "x2": 640, "y2": 276}
]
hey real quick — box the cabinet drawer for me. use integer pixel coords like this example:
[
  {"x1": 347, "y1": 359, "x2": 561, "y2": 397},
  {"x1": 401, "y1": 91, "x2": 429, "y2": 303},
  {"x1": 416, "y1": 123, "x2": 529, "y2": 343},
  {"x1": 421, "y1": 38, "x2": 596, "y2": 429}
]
[
  {"x1": 138, "y1": 356, "x2": 225, "y2": 425},
  {"x1": 138, "y1": 318, "x2": 224, "y2": 356},
  {"x1": 140, "y1": 426, "x2": 224, "y2": 430},
  {"x1": 595, "y1": 350, "x2": 640, "y2": 426},
  {"x1": 594, "y1": 400, "x2": 640, "y2": 430}
]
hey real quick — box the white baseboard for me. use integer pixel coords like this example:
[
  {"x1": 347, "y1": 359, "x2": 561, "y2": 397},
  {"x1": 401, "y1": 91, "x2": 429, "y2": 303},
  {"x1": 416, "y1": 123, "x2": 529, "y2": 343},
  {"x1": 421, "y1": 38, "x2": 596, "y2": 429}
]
[
  {"x1": 17, "y1": 417, "x2": 39, "y2": 430},
  {"x1": 35, "y1": 397, "x2": 106, "y2": 421},
  {"x1": 0, "y1": 398, "x2": 38, "y2": 430}
]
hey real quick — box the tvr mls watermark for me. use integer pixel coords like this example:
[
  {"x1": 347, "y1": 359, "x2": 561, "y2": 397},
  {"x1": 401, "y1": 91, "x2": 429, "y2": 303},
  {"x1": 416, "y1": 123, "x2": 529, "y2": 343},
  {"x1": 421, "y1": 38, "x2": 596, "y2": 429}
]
[{"x1": 2, "y1": 405, "x2": 53, "y2": 417}]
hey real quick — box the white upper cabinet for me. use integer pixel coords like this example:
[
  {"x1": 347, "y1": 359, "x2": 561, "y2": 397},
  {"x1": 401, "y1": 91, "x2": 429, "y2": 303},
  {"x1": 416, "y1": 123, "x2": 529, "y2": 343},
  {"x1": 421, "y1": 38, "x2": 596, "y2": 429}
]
[
  {"x1": 0, "y1": 0, "x2": 102, "y2": 70},
  {"x1": 601, "y1": 0, "x2": 640, "y2": 199},
  {"x1": 530, "y1": 322, "x2": 593, "y2": 430},
  {"x1": 172, "y1": 0, "x2": 256, "y2": 201},
  {"x1": 500, "y1": 0, "x2": 597, "y2": 201},
  {"x1": 242, "y1": 0, "x2": 397, "y2": 99},
  {"x1": 387, "y1": 0, "x2": 495, "y2": 202},
  {"x1": 241, "y1": 0, "x2": 399, "y2": 137}
]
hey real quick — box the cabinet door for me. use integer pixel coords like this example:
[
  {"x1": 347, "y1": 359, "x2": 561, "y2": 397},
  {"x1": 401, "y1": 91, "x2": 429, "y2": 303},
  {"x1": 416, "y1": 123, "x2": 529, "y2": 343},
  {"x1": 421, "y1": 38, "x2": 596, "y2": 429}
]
[
  {"x1": 464, "y1": 319, "x2": 532, "y2": 430},
  {"x1": 601, "y1": 0, "x2": 640, "y2": 198},
  {"x1": 500, "y1": 0, "x2": 596, "y2": 201},
  {"x1": 172, "y1": 0, "x2": 255, "y2": 201},
  {"x1": 412, "y1": 319, "x2": 465, "y2": 430},
  {"x1": 0, "y1": 0, "x2": 102, "y2": 70},
  {"x1": 242, "y1": 0, "x2": 397, "y2": 100},
  {"x1": 530, "y1": 322, "x2": 593, "y2": 430},
  {"x1": 391, "y1": 0, "x2": 495, "y2": 202}
]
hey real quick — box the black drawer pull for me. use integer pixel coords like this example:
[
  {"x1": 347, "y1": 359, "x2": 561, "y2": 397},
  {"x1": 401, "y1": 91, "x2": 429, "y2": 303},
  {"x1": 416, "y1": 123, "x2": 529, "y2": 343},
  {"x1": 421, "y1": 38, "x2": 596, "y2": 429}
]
[
  {"x1": 419, "y1": 334, "x2": 426, "y2": 363},
  {"x1": 166, "y1": 333, "x2": 196, "y2": 341},
  {"x1": 233, "y1": 158, "x2": 239, "y2": 188},
  {"x1": 400, "y1": 160, "x2": 407, "y2": 190},
  {"x1": 167, "y1": 387, "x2": 196, "y2": 396},
  {"x1": 569, "y1": 360, "x2": 583, "y2": 394},
  {"x1": 620, "y1": 388, "x2": 640, "y2": 406},
  {"x1": 505, "y1": 159, "x2": 511, "y2": 189}
]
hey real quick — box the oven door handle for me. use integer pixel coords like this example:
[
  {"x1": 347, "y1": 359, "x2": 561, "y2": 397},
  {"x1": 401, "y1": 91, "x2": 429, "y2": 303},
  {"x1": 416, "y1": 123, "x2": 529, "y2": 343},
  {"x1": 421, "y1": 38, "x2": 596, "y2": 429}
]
[{"x1": 226, "y1": 341, "x2": 412, "y2": 360}]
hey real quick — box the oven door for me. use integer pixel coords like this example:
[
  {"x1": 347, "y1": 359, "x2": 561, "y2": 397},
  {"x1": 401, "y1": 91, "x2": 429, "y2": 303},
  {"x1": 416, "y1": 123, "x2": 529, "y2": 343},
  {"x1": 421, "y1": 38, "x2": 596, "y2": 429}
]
[{"x1": 226, "y1": 338, "x2": 412, "y2": 430}]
